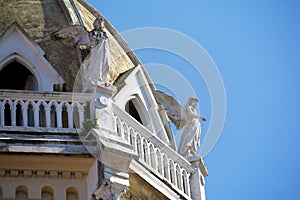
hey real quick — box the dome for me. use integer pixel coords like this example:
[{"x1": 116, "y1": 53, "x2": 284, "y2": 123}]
[{"x1": 0, "y1": 0, "x2": 139, "y2": 90}]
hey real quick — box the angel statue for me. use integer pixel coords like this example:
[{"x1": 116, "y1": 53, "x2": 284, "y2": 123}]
[
  {"x1": 153, "y1": 91, "x2": 206, "y2": 157},
  {"x1": 51, "y1": 18, "x2": 110, "y2": 88}
]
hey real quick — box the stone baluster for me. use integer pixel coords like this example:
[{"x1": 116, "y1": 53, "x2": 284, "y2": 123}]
[
  {"x1": 150, "y1": 145, "x2": 157, "y2": 170},
  {"x1": 144, "y1": 140, "x2": 150, "y2": 164},
  {"x1": 22, "y1": 102, "x2": 28, "y2": 127},
  {"x1": 163, "y1": 155, "x2": 170, "y2": 181},
  {"x1": 78, "y1": 105, "x2": 85, "y2": 129},
  {"x1": 56, "y1": 104, "x2": 62, "y2": 128},
  {"x1": 45, "y1": 104, "x2": 51, "y2": 128},
  {"x1": 67, "y1": 104, "x2": 73, "y2": 128},
  {"x1": 178, "y1": 166, "x2": 184, "y2": 191},
  {"x1": 186, "y1": 172, "x2": 191, "y2": 197},
  {"x1": 170, "y1": 160, "x2": 177, "y2": 187},
  {"x1": 123, "y1": 123, "x2": 129, "y2": 142},
  {"x1": 133, "y1": 132, "x2": 139, "y2": 153},
  {"x1": 156, "y1": 150, "x2": 163, "y2": 175},
  {"x1": 11, "y1": 101, "x2": 17, "y2": 126},
  {"x1": 33, "y1": 102, "x2": 39, "y2": 127},
  {"x1": 140, "y1": 138, "x2": 145, "y2": 162}
]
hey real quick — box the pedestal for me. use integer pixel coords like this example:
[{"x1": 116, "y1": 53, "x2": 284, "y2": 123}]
[{"x1": 187, "y1": 155, "x2": 208, "y2": 200}]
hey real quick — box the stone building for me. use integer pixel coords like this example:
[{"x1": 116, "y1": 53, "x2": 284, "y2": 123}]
[{"x1": 0, "y1": 0, "x2": 208, "y2": 199}]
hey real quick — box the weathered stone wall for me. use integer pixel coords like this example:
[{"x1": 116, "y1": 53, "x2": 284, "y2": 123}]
[
  {"x1": 0, "y1": 0, "x2": 81, "y2": 91},
  {"x1": 0, "y1": 0, "x2": 141, "y2": 90},
  {"x1": 74, "y1": 0, "x2": 136, "y2": 84},
  {"x1": 129, "y1": 172, "x2": 169, "y2": 200}
]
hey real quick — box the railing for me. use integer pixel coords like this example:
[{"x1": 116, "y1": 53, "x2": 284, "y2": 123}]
[
  {"x1": 0, "y1": 90, "x2": 93, "y2": 133},
  {"x1": 112, "y1": 103, "x2": 194, "y2": 199}
]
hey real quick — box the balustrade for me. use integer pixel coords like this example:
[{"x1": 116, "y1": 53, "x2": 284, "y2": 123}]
[
  {"x1": 112, "y1": 103, "x2": 193, "y2": 198},
  {"x1": 0, "y1": 90, "x2": 93, "y2": 133}
]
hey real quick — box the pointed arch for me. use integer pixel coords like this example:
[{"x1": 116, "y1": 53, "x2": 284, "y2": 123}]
[
  {"x1": 0, "y1": 23, "x2": 65, "y2": 91},
  {"x1": 0, "y1": 59, "x2": 38, "y2": 90}
]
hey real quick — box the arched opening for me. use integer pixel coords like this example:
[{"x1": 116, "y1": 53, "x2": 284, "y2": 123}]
[
  {"x1": 0, "y1": 61, "x2": 37, "y2": 90},
  {"x1": 4, "y1": 102, "x2": 11, "y2": 126},
  {"x1": 125, "y1": 100, "x2": 143, "y2": 124},
  {"x1": 16, "y1": 185, "x2": 28, "y2": 200},
  {"x1": 66, "y1": 187, "x2": 78, "y2": 200},
  {"x1": 41, "y1": 186, "x2": 54, "y2": 200}
]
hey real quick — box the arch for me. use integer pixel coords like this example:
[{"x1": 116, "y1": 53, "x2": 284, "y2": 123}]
[
  {"x1": 16, "y1": 185, "x2": 28, "y2": 200},
  {"x1": 4, "y1": 101, "x2": 12, "y2": 126},
  {"x1": 163, "y1": 155, "x2": 170, "y2": 179},
  {"x1": 182, "y1": 171, "x2": 189, "y2": 195},
  {"x1": 142, "y1": 139, "x2": 149, "y2": 163},
  {"x1": 125, "y1": 95, "x2": 149, "y2": 126},
  {"x1": 66, "y1": 187, "x2": 78, "y2": 200},
  {"x1": 176, "y1": 165, "x2": 182, "y2": 190},
  {"x1": 122, "y1": 123, "x2": 129, "y2": 141},
  {"x1": 169, "y1": 160, "x2": 176, "y2": 185},
  {"x1": 72, "y1": 103, "x2": 80, "y2": 129},
  {"x1": 61, "y1": 102, "x2": 69, "y2": 128},
  {"x1": 41, "y1": 186, "x2": 54, "y2": 200},
  {"x1": 0, "y1": 59, "x2": 38, "y2": 91},
  {"x1": 0, "y1": 23, "x2": 66, "y2": 92},
  {"x1": 149, "y1": 144, "x2": 156, "y2": 169},
  {"x1": 156, "y1": 150, "x2": 163, "y2": 174},
  {"x1": 136, "y1": 134, "x2": 142, "y2": 158},
  {"x1": 129, "y1": 128, "x2": 135, "y2": 147}
]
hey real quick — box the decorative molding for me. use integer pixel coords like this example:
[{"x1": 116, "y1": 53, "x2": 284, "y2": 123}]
[{"x1": 0, "y1": 169, "x2": 85, "y2": 179}]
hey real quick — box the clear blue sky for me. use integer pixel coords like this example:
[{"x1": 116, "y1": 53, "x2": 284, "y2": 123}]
[{"x1": 88, "y1": 1, "x2": 300, "y2": 199}]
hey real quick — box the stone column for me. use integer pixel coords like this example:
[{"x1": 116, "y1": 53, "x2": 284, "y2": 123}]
[{"x1": 187, "y1": 156, "x2": 208, "y2": 200}]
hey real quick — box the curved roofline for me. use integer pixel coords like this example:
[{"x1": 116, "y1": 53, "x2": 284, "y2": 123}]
[{"x1": 76, "y1": 0, "x2": 141, "y2": 67}]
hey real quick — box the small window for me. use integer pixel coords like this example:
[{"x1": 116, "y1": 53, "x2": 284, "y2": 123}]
[
  {"x1": 41, "y1": 186, "x2": 54, "y2": 200},
  {"x1": 16, "y1": 185, "x2": 28, "y2": 200},
  {"x1": 66, "y1": 187, "x2": 78, "y2": 200},
  {"x1": 125, "y1": 100, "x2": 143, "y2": 124}
]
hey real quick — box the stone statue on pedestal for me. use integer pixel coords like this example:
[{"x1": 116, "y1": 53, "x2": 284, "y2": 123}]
[
  {"x1": 153, "y1": 91, "x2": 206, "y2": 157},
  {"x1": 84, "y1": 18, "x2": 110, "y2": 85},
  {"x1": 51, "y1": 18, "x2": 110, "y2": 88}
]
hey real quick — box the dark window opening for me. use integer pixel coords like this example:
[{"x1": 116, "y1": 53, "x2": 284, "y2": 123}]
[
  {"x1": 125, "y1": 100, "x2": 143, "y2": 124},
  {"x1": 16, "y1": 104, "x2": 22, "y2": 126},
  {"x1": 4, "y1": 103, "x2": 11, "y2": 126},
  {"x1": 0, "y1": 61, "x2": 37, "y2": 90}
]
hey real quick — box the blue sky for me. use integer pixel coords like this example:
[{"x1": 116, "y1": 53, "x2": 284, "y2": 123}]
[{"x1": 87, "y1": 1, "x2": 300, "y2": 199}]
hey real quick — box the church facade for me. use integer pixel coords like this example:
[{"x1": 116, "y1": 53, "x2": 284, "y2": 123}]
[{"x1": 0, "y1": 0, "x2": 208, "y2": 199}]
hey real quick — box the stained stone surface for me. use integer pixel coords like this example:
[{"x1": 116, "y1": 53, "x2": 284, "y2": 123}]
[{"x1": 0, "y1": 0, "x2": 137, "y2": 90}]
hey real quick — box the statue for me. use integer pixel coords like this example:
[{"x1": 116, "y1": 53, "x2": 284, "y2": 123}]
[
  {"x1": 178, "y1": 97, "x2": 206, "y2": 156},
  {"x1": 85, "y1": 18, "x2": 110, "y2": 85},
  {"x1": 153, "y1": 91, "x2": 206, "y2": 157},
  {"x1": 51, "y1": 18, "x2": 110, "y2": 87}
]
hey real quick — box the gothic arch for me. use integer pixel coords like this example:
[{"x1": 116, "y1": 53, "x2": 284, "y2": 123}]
[
  {"x1": 0, "y1": 22, "x2": 65, "y2": 91},
  {"x1": 0, "y1": 57, "x2": 39, "y2": 90}
]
